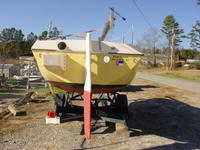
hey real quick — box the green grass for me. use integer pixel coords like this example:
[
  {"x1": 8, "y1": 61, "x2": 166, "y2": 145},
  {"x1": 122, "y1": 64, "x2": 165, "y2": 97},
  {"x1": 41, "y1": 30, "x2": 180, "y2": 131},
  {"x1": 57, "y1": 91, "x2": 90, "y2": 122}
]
[
  {"x1": 27, "y1": 87, "x2": 50, "y2": 93},
  {"x1": 157, "y1": 72, "x2": 200, "y2": 82},
  {"x1": 53, "y1": 88, "x2": 65, "y2": 94},
  {"x1": 22, "y1": 83, "x2": 50, "y2": 94},
  {"x1": 137, "y1": 64, "x2": 149, "y2": 70},
  {"x1": 137, "y1": 64, "x2": 166, "y2": 72}
]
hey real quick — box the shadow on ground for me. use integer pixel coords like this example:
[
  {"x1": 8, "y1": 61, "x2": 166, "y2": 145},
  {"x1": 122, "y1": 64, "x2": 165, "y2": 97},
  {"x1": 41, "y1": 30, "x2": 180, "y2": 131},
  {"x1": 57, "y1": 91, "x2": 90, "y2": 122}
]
[
  {"x1": 0, "y1": 89, "x2": 25, "y2": 93},
  {"x1": 128, "y1": 97, "x2": 200, "y2": 150},
  {"x1": 0, "y1": 93, "x2": 23, "y2": 100},
  {"x1": 82, "y1": 85, "x2": 200, "y2": 149},
  {"x1": 0, "y1": 87, "x2": 26, "y2": 100},
  {"x1": 29, "y1": 99, "x2": 49, "y2": 103},
  {"x1": 122, "y1": 85, "x2": 158, "y2": 92}
]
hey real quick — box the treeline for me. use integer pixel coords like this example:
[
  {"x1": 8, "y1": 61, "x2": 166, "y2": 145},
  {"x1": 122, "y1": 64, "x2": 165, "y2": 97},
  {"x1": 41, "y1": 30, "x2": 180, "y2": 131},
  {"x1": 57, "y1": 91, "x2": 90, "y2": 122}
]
[
  {"x1": 0, "y1": 27, "x2": 61, "y2": 59},
  {"x1": 179, "y1": 49, "x2": 200, "y2": 60}
]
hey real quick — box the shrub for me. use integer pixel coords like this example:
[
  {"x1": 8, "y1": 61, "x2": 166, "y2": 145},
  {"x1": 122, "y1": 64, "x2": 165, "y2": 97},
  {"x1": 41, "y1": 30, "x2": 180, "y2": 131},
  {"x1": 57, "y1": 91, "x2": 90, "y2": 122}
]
[
  {"x1": 195, "y1": 62, "x2": 200, "y2": 70},
  {"x1": 188, "y1": 64, "x2": 195, "y2": 69}
]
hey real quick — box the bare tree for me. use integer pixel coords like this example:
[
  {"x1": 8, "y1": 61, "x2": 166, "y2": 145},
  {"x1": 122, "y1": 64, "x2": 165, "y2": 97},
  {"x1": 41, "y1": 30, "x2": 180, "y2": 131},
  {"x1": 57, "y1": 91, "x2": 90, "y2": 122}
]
[{"x1": 137, "y1": 28, "x2": 162, "y2": 66}]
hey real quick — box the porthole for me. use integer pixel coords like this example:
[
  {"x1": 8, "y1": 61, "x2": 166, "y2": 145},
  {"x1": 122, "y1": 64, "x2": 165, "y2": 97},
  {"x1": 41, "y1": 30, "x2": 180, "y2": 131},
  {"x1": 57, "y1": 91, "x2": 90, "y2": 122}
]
[{"x1": 58, "y1": 42, "x2": 66, "y2": 50}]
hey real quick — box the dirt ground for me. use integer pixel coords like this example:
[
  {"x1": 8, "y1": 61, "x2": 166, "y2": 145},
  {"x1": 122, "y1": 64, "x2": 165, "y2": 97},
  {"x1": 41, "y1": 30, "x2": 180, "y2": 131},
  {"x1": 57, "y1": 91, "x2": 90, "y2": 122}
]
[{"x1": 0, "y1": 78, "x2": 200, "y2": 150}]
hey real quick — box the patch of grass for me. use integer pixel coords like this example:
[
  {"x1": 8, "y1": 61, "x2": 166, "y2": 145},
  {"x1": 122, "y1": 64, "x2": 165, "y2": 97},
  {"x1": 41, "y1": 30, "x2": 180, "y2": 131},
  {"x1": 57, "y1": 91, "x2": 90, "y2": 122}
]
[
  {"x1": 137, "y1": 64, "x2": 149, "y2": 70},
  {"x1": 158, "y1": 72, "x2": 200, "y2": 82},
  {"x1": 24, "y1": 83, "x2": 50, "y2": 93},
  {"x1": 137, "y1": 64, "x2": 166, "y2": 72},
  {"x1": 53, "y1": 88, "x2": 65, "y2": 94},
  {"x1": 27, "y1": 87, "x2": 50, "y2": 93},
  {"x1": 195, "y1": 62, "x2": 200, "y2": 70}
]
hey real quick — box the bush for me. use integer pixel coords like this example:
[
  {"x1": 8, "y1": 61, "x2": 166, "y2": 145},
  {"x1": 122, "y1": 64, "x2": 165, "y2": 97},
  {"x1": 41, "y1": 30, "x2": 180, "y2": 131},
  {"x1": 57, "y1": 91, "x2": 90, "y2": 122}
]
[
  {"x1": 195, "y1": 62, "x2": 200, "y2": 70},
  {"x1": 188, "y1": 64, "x2": 195, "y2": 69}
]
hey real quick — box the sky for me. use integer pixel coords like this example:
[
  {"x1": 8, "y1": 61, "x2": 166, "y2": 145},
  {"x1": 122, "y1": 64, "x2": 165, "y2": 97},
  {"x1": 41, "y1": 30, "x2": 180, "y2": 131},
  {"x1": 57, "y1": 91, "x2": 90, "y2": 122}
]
[{"x1": 0, "y1": 0, "x2": 199, "y2": 48}]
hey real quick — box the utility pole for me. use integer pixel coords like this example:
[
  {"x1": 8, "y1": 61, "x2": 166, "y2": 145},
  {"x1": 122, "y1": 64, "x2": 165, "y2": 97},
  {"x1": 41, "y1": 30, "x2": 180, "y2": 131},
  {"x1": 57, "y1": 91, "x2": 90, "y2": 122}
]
[
  {"x1": 153, "y1": 42, "x2": 156, "y2": 67},
  {"x1": 122, "y1": 32, "x2": 125, "y2": 44},
  {"x1": 131, "y1": 24, "x2": 134, "y2": 45}
]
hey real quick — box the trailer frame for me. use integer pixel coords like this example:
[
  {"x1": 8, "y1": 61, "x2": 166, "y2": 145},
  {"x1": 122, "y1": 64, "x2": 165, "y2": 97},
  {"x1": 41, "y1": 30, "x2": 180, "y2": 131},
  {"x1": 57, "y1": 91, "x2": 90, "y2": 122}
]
[{"x1": 54, "y1": 91, "x2": 129, "y2": 128}]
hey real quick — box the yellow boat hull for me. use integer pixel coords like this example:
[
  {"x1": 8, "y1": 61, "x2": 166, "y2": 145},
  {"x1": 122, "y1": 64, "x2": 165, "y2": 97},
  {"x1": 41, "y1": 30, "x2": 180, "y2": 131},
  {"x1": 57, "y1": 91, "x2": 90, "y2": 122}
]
[{"x1": 32, "y1": 50, "x2": 141, "y2": 93}]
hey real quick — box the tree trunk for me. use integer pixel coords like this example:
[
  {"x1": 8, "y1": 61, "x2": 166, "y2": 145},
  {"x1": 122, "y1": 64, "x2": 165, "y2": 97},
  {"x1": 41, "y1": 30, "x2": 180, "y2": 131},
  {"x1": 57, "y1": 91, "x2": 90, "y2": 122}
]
[
  {"x1": 153, "y1": 45, "x2": 156, "y2": 67},
  {"x1": 167, "y1": 41, "x2": 170, "y2": 70},
  {"x1": 170, "y1": 28, "x2": 175, "y2": 71}
]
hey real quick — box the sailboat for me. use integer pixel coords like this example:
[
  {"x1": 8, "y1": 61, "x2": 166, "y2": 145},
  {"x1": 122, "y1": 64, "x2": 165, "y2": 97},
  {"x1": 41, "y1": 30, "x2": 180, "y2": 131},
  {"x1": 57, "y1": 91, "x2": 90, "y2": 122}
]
[{"x1": 32, "y1": 8, "x2": 143, "y2": 94}]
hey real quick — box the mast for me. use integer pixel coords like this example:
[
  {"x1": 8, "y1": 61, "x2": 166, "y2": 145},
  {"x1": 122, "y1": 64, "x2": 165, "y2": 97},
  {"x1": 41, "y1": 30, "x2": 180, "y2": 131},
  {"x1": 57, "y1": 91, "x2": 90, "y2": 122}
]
[
  {"x1": 47, "y1": 21, "x2": 53, "y2": 38},
  {"x1": 98, "y1": 8, "x2": 115, "y2": 41}
]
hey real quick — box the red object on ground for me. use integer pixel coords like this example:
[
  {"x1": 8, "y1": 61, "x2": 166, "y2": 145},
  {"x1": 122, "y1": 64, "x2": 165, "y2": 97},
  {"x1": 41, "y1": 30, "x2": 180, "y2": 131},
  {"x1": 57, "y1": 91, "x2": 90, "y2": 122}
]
[
  {"x1": 84, "y1": 90, "x2": 92, "y2": 140},
  {"x1": 48, "y1": 111, "x2": 56, "y2": 118}
]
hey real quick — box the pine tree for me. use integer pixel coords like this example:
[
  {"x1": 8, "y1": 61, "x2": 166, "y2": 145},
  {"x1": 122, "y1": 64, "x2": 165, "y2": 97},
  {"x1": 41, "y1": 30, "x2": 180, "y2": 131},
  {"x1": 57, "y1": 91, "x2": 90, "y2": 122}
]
[
  {"x1": 0, "y1": 28, "x2": 24, "y2": 42},
  {"x1": 188, "y1": 20, "x2": 200, "y2": 50},
  {"x1": 161, "y1": 15, "x2": 184, "y2": 70},
  {"x1": 161, "y1": 15, "x2": 184, "y2": 47}
]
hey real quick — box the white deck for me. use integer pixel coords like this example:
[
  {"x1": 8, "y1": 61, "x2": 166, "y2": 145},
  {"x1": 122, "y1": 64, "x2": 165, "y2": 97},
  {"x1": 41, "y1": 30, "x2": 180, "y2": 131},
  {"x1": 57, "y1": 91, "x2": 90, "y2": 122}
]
[{"x1": 32, "y1": 40, "x2": 143, "y2": 55}]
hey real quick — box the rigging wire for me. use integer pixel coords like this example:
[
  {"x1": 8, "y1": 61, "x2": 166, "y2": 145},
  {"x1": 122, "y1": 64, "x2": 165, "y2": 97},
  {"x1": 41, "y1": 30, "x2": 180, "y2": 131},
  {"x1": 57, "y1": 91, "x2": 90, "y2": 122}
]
[
  {"x1": 108, "y1": 1, "x2": 154, "y2": 43},
  {"x1": 130, "y1": 0, "x2": 153, "y2": 28},
  {"x1": 110, "y1": 25, "x2": 133, "y2": 42}
]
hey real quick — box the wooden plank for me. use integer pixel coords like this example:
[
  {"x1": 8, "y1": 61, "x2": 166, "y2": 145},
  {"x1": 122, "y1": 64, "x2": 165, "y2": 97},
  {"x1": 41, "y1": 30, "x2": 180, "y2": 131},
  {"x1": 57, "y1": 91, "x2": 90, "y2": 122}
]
[
  {"x1": 30, "y1": 92, "x2": 50, "y2": 100},
  {"x1": 1, "y1": 113, "x2": 12, "y2": 121},
  {"x1": 115, "y1": 123, "x2": 129, "y2": 137},
  {"x1": 14, "y1": 92, "x2": 34, "y2": 107},
  {"x1": 8, "y1": 105, "x2": 17, "y2": 116},
  {"x1": 7, "y1": 105, "x2": 26, "y2": 116}
]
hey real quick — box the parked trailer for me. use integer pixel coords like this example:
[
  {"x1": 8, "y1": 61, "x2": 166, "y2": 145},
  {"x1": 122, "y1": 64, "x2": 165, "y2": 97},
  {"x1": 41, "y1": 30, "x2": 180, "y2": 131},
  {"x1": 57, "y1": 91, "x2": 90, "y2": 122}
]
[{"x1": 52, "y1": 91, "x2": 129, "y2": 131}]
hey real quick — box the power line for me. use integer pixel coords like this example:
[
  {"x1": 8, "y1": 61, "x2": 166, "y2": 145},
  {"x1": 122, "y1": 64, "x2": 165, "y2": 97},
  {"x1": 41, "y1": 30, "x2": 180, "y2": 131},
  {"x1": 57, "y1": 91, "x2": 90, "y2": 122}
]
[{"x1": 130, "y1": 0, "x2": 153, "y2": 28}]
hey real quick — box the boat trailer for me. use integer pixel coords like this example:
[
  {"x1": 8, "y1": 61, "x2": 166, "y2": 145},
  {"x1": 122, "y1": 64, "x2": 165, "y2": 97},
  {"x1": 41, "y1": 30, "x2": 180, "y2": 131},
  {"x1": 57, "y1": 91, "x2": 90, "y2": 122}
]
[{"x1": 51, "y1": 91, "x2": 128, "y2": 130}]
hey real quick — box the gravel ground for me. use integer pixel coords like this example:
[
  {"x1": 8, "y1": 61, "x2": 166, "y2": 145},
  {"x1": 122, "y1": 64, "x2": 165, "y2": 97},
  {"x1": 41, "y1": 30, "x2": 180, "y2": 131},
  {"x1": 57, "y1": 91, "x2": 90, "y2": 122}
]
[{"x1": 1, "y1": 78, "x2": 200, "y2": 150}]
